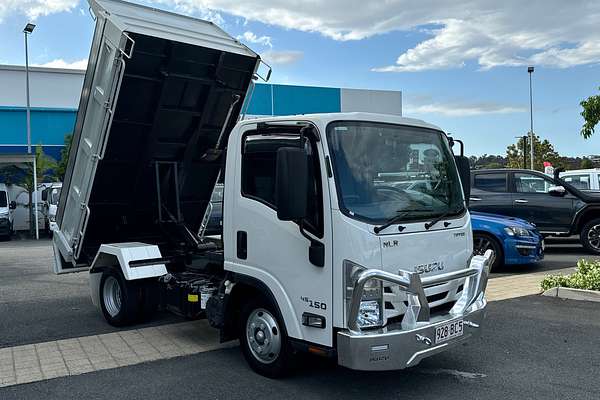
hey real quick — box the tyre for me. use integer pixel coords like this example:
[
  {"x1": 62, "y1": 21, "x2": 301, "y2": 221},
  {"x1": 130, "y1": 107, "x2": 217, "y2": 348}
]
[
  {"x1": 239, "y1": 298, "x2": 294, "y2": 378},
  {"x1": 99, "y1": 269, "x2": 144, "y2": 327},
  {"x1": 580, "y1": 218, "x2": 600, "y2": 254},
  {"x1": 473, "y1": 232, "x2": 503, "y2": 271}
]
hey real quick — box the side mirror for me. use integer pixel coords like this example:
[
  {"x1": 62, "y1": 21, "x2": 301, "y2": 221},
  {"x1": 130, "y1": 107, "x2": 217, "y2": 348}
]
[
  {"x1": 41, "y1": 189, "x2": 48, "y2": 202},
  {"x1": 548, "y1": 186, "x2": 566, "y2": 197},
  {"x1": 454, "y1": 155, "x2": 471, "y2": 204},
  {"x1": 9, "y1": 201, "x2": 16, "y2": 210},
  {"x1": 275, "y1": 147, "x2": 309, "y2": 221}
]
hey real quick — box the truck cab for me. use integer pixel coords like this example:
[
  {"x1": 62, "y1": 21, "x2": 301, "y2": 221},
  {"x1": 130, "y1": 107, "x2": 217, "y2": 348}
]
[
  {"x1": 42, "y1": 183, "x2": 62, "y2": 234},
  {"x1": 219, "y1": 114, "x2": 490, "y2": 373},
  {"x1": 0, "y1": 183, "x2": 16, "y2": 239}
]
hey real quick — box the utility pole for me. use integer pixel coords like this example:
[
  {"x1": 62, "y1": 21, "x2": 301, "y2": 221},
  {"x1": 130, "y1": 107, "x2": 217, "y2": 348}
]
[{"x1": 528, "y1": 66, "x2": 534, "y2": 170}]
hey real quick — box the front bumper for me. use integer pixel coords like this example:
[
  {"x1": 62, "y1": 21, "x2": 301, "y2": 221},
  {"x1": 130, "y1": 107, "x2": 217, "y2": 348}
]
[
  {"x1": 505, "y1": 236, "x2": 544, "y2": 265},
  {"x1": 337, "y1": 250, "x2": 492, "y2": 371}
]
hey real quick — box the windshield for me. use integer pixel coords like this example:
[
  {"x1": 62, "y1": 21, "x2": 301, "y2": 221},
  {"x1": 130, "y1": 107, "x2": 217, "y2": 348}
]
[
  {"x1": 326, "y1": 121, "x2": 464, "y2": 223},
  {"x1": 0, "y1": 191, "x2": 6, "y2": 208}
]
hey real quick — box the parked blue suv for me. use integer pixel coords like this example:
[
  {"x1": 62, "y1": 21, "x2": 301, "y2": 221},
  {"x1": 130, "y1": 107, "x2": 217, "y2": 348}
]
[{"x1": 471, "y1": 211, "x2": 544, "y2": 270}]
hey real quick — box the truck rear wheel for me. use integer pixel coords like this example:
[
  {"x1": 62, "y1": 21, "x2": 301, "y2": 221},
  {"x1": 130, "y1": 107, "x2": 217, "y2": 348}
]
[
  {"x1": 581, "y1": 218, "x2": 600, "y2": 254},
  {"x1": 239, "y1": 298, "x2": 293, "y2": 378},
  {"x1": 99, "y1": 269, "x2": 143, "y2": 327}
]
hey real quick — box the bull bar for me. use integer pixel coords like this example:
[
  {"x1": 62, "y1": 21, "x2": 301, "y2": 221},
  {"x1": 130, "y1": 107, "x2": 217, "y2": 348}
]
[{"x1": 337, "y1": 250, "x2": 493, "y2": 371}]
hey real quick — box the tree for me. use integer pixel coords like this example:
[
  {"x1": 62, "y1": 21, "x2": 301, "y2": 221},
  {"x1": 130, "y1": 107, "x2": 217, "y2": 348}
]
[
  {"x1": 469, "y1": 154, "x2": 508, "y2": 169},
  {"x1": 580, "y1": 158, "x2": 594, "y2": 169},
  {"x1": 506, "y1": 135, "x2": 564, "y2": 171},
  {"x1": 581, "y1": 87, "x2": 600, "y2": 139},
  {"x1": 19, "y1": 146, "x2": 57, "y2": 235},
  {"x1": 56, "y1": 134, "x2": 73, "y2": 181}
]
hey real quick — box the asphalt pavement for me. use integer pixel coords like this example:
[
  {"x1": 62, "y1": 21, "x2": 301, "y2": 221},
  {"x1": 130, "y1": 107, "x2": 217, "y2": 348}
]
[
  {"x1": 1, "y1": 295, "x2": 598, "y2": 400},
  {"x1": 0, "y1": 239, "x2": 181, "y2": 348},
  {"x1": 1, "y1": 237, "x2": 599, "y2": 399}
]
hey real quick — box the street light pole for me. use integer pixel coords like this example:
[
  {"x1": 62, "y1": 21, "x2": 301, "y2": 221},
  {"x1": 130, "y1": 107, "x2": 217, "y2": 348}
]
[
  {"x1": 23, "y1": 23, "x2": 35, "y2": 154},
  {"x1": 528, "y1": 66, "x2": 534, "y2": 170},
  {"x1": 23, "y1": 23, "x2": 38, "y2": 239}
]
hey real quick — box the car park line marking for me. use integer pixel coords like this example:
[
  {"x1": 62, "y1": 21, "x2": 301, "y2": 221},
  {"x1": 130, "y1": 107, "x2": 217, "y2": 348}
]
[
  {"x1": 0, "y1": 320, "x2": 236, "y2": 388},
  {"x1": 418, "y1": 368, "x2": 487, "y2": 379},
  {"x1": 0, "y1": 266, "x2": 575, "y2": 388}
]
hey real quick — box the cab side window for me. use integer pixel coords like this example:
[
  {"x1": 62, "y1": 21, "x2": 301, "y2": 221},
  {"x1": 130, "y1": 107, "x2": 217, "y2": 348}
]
[
  {"x1": 241, "y1": 132, "x2": 324, "y2": 237},
  {"x1": 514, "y1": 173, "x2": 553, "y2": 193},
  {"x1": 473, "y1": 173, "x2": 507, "y2": 192}
]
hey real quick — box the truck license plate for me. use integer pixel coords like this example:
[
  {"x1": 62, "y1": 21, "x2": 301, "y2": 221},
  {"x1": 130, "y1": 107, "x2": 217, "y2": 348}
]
[{"x1": 435, "y1": 320, "x2": 463, "y2": 344}]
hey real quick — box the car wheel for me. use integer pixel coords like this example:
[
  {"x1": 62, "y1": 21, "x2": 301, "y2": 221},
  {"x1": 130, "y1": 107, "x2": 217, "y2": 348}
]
[
  {"x1": 239, "y1": 298, "x2": 294, "y2": 378},
  {"x1": 473, "y1": 232, "x2": 503, "y2": 271},
  {"x1": 580, "y1": 218, "x2": 600, "y2": 254},
  {"x1": 99, "y1": 269, "x2": 143, "y2": 327}
]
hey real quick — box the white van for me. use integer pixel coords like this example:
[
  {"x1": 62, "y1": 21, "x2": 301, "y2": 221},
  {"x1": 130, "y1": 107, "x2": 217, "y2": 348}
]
[
  {"x1": 0, "y1": 183, "x2": 16, "y2": 239},
  {"x1": 559, "y1": 169, "x2": 600, "y2": 191}
]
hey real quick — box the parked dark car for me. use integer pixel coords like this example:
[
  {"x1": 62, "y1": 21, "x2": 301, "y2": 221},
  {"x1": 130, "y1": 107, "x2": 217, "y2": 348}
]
[{"x1": 469, "y1": 168, "x2": 600, "y2": 254}]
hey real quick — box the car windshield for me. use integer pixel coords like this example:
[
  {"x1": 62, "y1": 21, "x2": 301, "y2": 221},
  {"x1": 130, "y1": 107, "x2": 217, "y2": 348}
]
[
  {"x1": 0, "y1": 191, "x2": 7, "y2": 208},
  {"x1": 326, "y1": 121, "x2": 464, "y2": 223}
]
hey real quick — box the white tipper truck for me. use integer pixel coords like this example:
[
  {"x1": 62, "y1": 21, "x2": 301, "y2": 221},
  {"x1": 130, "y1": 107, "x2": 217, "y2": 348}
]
[{"x1": 53, "y1": 0, "x2": 493, "y2": 378}]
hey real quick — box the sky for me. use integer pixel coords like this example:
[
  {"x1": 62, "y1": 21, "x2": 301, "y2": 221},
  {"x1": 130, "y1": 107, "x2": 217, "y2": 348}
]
[{"x1": 0, "y1": 0, "x2": 599, "y2": 157}]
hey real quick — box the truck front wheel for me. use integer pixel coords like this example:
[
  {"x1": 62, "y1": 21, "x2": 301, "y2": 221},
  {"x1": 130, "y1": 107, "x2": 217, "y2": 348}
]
[
  {"x1": 99, "y1": 269, "x2": 143, "y2": 327},
  {"x1": 239, "y1": 299, "x2": 293, "y2": 378},
  {"x1": 581, "y1": 218, "x2": 600, "y2": 254}
]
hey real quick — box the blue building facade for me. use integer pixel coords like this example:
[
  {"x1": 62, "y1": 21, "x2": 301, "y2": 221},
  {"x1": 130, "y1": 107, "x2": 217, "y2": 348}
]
[{"x1": 0, "y1": 65, "x2": 402, "y2": 163}]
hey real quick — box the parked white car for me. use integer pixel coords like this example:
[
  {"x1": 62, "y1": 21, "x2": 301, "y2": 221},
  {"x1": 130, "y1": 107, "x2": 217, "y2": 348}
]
[
  {"x1": 0, "y1": 183, "x2": 16, "y2": 239},
  {"x1": 559, "y1": 169, "x2": 600, "y2": 191}
]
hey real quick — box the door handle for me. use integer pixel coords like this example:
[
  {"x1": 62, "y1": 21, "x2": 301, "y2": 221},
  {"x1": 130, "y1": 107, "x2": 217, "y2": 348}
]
[
  {"x1": 469, "y1": 197, "x2": 482, "y2": 201},
  {"x1": 514, "y1": 199, "x2": 528, "y2": 204}
]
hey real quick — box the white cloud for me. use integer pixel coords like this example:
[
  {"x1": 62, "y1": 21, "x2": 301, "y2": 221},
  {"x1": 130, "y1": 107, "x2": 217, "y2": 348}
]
[
  {"x1": 0, "y1": 0, "x2": 79, "y2": 21},
  {"x1": 236, "y1": 31, "x2": 272, "y2": 48},
  {"x1": 404, "y1": 98, "x2": 526, "y2": 117},
  {"x1": 262, "y1": 50, "x2": 303, "y2": 65},
  {"x1": 151, "y1": 0, "x2": 600, "y2": 71},
  {"x1": 34, "y1": 58, "x2": 88, "y2": 70}
]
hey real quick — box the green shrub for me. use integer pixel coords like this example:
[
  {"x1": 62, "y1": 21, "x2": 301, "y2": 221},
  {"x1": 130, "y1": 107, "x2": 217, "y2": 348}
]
[{"x1": 541, "y1": 259, "x2": 600, "y2": 291}]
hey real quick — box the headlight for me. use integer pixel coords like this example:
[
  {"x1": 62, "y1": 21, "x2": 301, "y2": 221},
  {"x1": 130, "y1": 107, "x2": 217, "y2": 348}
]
[
  {"x1": 344, "y1": 260, "x2": 384, "y2": 329},
  {"x1": 504, "y1": 226, "x2": 531, "y2": 237}
]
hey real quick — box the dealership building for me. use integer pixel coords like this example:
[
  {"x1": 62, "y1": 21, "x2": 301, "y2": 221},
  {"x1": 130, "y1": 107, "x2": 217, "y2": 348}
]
[{"x1": 0, "y1": 64, "x2": 402, "y2": 161}]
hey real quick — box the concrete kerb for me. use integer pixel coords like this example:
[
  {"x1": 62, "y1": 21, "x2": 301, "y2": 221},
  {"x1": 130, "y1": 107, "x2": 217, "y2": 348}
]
[{"x1": 542, "y1": 287, "x2": 600, "y2": 302}]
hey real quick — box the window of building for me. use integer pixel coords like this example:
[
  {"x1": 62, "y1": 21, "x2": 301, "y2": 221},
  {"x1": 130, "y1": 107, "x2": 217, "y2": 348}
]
[
  {"x1": 473, "y1": 173, "x2": 507, "y2": 192},
  {"x1": 241, "y1": 132, "x2": 323, "y2": 237}
]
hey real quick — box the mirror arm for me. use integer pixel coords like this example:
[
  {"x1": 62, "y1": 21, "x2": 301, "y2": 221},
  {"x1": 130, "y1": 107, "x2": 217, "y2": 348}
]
[{"x1": 297, "y1": 220, "x2": 325, "y2": 268}]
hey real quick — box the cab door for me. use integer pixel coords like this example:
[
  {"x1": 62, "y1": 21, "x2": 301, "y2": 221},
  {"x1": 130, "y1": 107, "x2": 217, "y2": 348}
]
[
  {"x1": 225, "y1": 123, "x2": 334, "y2": 347},
  {"x1": 511, "y1": 171, "x2": 575, "y2": 232}
]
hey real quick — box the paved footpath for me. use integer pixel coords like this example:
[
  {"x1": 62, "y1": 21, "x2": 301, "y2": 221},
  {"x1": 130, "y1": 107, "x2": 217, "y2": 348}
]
[{"x1": 0, "y1": 262, "x2": 567, "y2": 388}]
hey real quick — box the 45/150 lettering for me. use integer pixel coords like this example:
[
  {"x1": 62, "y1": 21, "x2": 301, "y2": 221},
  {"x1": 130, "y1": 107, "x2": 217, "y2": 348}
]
[{"x1": 300, "y1": 296, "x2": 327, "y2": 310}]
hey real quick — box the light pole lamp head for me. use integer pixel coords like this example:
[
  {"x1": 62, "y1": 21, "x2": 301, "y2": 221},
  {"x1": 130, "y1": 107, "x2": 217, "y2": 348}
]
[
  {"x1": 527, "y1": 66, "x2": 534, "y2": 73},
  {"x1": 23, "y1": 23, "x2": 36, "y2": 34}
]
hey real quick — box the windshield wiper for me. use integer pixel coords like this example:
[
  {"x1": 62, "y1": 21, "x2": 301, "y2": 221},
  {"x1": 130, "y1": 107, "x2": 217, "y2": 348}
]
[
  {"x1": 373, "y1": 209, "x2": 426, "y2": 234},
  {"x1": 424, "y1": 206, "x2": 464, "y2": 230}
]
